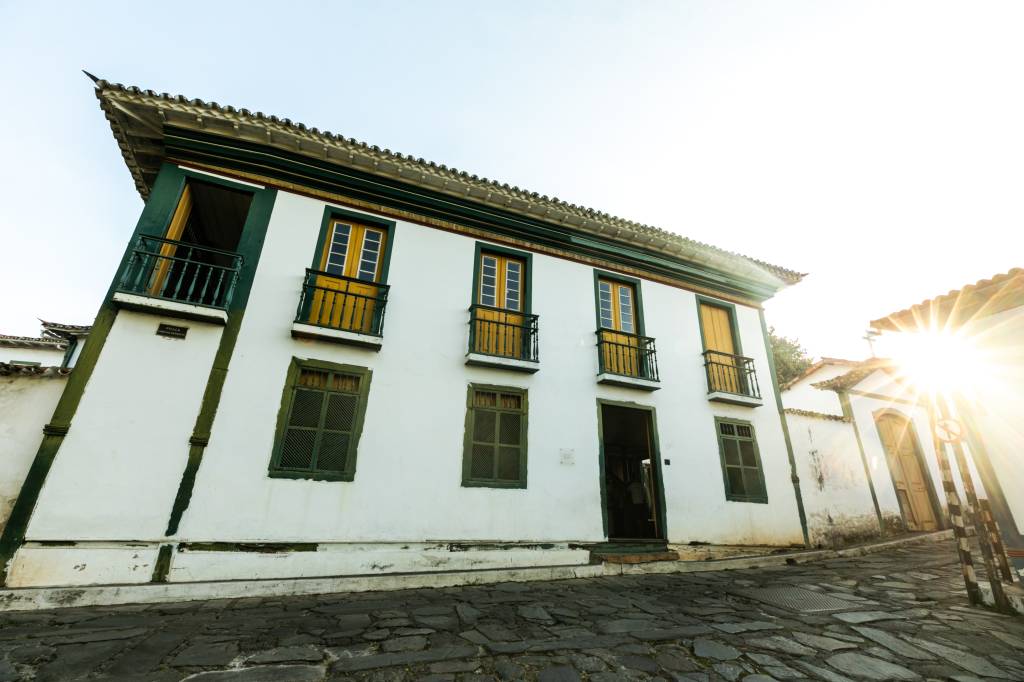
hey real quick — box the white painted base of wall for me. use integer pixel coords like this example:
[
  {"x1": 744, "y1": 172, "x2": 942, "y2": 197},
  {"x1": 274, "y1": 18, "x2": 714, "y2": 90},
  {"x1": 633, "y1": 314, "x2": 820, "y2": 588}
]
[
  {"x1": 707, "y1": 391, "x2": 762, "y2": 407},
  {"x1": 596, "y1": 373, "x2": 660, "y2": 391},
  {"x1": 0, "y1": 530, "x2": 951, "y2": 612},
  {"x1": 112, "y1": 293, "x2": 228, "y2": 324},
  {"x1": 464, "y1": 353, "x2": 539, "y2": 373},
  {"x1": 169, "y1": 543, "x2": 587, "y2": 582},
  {"x1": 290, "y1": 323, "x2": 382, "y2": 350},
  {"x1": 5, "y1": 542, "x2": 589, "y2": 588}
]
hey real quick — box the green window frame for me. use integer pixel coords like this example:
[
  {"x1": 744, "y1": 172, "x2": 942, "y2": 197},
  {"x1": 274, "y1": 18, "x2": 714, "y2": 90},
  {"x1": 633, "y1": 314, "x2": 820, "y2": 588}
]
[
  {"x1": 462, "y1": 384, "x2": 528, "y2": 488},
  {"x1": 715, "y1": 417, "x2": 768, "y2": 503},
  {"x1": 268, "y1": 358, "x2": 372, "y2": 482}
]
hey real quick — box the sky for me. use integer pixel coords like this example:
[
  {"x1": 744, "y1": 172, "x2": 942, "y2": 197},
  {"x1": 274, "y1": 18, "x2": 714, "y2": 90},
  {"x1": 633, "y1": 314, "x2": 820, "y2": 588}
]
[{"x1": 1, "y1": 1, "x2": 1021, "y2": 359}]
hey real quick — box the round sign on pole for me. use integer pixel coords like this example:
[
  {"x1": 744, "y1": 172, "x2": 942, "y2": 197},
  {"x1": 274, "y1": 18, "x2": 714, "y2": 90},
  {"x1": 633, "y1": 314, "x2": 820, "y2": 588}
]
[{"x1": 935, "y1": 418, "x2": 964, "y2": 444}]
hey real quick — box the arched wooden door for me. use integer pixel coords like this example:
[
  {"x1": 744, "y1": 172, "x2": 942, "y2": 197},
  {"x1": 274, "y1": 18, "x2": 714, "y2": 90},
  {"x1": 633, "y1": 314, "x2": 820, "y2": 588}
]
[{"x1": 875, "y1": 412, "x2": 939, "y2": 531}]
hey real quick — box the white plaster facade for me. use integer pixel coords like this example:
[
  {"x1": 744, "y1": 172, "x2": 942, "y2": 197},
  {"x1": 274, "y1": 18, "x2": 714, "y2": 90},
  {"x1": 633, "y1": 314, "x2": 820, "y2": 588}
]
[
  {"x1": 6, "y1": 171, "x2": 806, "y2": 588},
  {"x1": 0, "y1": 373, "x2": 67, "y2": 534},
  {"x1": 783, "y1": 362, "x2": 971, "y2": 547}
]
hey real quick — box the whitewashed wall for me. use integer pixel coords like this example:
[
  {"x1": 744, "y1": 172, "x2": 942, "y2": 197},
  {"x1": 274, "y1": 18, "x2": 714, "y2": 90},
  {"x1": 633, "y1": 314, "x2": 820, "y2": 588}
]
[
  {"x1": 11, "y1": 179, "x2": 805, "y2": 586},
  {"x1": 0, "y1": 346, "x2": 64, "y2": 366},
  {"x1": 782, "y1": 365, "x2": 849, "y2": 416},
  {"x1": 787, "y1": 412, "x2": 880, "y2": 547},
  {"x1": 0, "y1": 374, "x2": 66, "y2": 533}
]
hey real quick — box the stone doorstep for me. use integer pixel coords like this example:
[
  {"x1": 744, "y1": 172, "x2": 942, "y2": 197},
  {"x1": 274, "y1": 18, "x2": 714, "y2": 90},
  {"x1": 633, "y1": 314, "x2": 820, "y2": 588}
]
[{"x1": 0, "y1": 530, "x2": 953, "y2": 612}]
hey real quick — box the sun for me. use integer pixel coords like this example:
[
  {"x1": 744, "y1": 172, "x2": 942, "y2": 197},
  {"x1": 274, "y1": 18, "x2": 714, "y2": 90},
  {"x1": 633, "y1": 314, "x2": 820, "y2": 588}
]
[{"x1": 881, "y1": 328, "x2": 992, "y2": 401}]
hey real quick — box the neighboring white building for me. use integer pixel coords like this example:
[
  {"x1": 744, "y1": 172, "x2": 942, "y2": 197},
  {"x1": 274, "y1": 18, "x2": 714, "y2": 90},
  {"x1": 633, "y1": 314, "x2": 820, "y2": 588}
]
[
  {"x1": 782, "y1": 358, "x2": 965, "y2": 548},
  {"x1": 871, "y1": 268, "x2": 1024, "y2": 575},
  {"x1": 0, "y1": 322, "x2": 89, "y2": 535},
  {"x1": 0, "y1": 80, "x2": 812, "y2": 589}
]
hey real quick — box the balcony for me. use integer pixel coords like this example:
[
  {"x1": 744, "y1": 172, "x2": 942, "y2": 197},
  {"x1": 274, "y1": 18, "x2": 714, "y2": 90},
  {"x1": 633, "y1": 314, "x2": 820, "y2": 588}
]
[
  {"x1": 290, "y1": 269, "x2": 389, "y2": 350},
  {"x1": 703, "y1": 350, "x2": 763, "y2": 406},
  {"x1": 465, "y1": 304, "x2": 539, "y2": 372},
  {"x1": 113, "y1": 236, "x2": 242, "y2": 323},
  {"x1": 596, "y1": 329, "x2": 660, "y2": 390}
]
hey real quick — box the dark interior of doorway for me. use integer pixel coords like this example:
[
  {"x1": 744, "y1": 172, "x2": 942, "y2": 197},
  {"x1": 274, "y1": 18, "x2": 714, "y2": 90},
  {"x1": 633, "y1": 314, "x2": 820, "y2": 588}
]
[{"x1": 602, "y1": 404, "x2": 663, "y2": 541}]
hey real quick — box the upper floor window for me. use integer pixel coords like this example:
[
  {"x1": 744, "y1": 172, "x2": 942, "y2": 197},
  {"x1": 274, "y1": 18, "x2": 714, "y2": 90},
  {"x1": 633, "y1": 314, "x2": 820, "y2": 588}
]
[{"x1": 469, "y1": 246, "x2": 537, "y2": 363}]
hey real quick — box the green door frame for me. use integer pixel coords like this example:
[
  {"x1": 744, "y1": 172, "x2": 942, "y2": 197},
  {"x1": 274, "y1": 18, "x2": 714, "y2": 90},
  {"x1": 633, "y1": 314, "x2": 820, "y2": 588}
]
[{"x1": 596, "y1": 398, "x2": 668, "y2": 541}]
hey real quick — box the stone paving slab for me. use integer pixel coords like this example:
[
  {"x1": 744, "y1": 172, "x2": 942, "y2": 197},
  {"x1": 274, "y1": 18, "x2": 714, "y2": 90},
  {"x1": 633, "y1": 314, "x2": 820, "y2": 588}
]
[{"x1": 2, "y1": 542, "x2": 1024, "y2": 680}]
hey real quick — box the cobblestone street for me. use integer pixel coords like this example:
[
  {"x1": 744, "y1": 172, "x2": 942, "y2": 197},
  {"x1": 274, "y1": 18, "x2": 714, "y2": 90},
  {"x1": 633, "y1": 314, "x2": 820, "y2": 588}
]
[{"x1": 1, "y1": 540, "x2": 1023, "y2": 681}]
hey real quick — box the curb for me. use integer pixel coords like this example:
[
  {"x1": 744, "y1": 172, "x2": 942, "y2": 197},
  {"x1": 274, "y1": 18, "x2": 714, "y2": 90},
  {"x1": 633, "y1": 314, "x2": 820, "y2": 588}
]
[{"x1": 0, "y1": 530, "x2": 954, "y2": 612}]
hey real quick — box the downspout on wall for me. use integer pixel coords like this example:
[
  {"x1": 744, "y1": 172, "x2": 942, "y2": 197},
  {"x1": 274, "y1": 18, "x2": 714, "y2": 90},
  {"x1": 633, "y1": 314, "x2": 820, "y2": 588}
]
[{"x1": 759, "y1": 310, "x2": 810, "y2": 547}]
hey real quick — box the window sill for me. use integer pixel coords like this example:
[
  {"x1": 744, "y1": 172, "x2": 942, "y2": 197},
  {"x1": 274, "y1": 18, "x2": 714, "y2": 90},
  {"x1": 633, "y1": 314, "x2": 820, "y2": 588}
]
[
  {"x1": 268, "y1": 469, "x2": 355, "y2": 482},
  {"x1": 461, "y1": 479, "x2": 528, "y2": 489},
  {"x1": 112, "y1": 292, "x2": 228, "y2": 325},
  {"x1": 290, "y1": 322, "x2": 382, "y2": 351},
  {"x1": 725, "y1": 496, "x2": 769, "y2": 504},
  {"x1": 707, "y1": 391, "x2": 763, "y2": 407},
  {"x1": 596, "y1": 372, "x2": 660, "y2": 391},
  {"x1": 465, "y1": 352, "x2": 539, "y2": 373}
]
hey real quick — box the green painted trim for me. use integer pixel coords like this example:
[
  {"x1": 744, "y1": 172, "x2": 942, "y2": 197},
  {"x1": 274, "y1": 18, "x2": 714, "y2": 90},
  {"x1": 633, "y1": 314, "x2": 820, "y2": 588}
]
[
  {"x1": 151, "y1": 544, "x2": 173, "y2": 583},
  {"x1": 758, "y1": 310, "x2": 809, "y2": 545},
  {"x1": 309, "y1": 204, "x2": 397, "y2": 281},
  {"x1": 695, "y1": 295, "x2": 744, "y2": 357},
  {"x1": 595, "y1": 399, "x2": 668, "y2": 541},
  {"x1": 165, "y1": 177, "x2": 279, "y2": 535},
  {"x1": 179, "y1": 542, "x2": 317, "y2": 553},
  {"x1": 871, "y1": 407, "x2": 945, "y2": 531},
  {"x1": 165, "y1": 128, "x2": 786, "y2": 302},
  {"x1": 60, "y1": 337, "x2": 77, "y2": 370},
  {"x1": 592, "y1": 269, "x2": 646, "y2": 335},
  {"x1": 267, "y1": 358, "x2": 372, "y2": 483},
  {"x1": 838, "y1": 390, "x2": 885, "y2": 535},
  {"x1": 461, "y1": 383, "x2": 528, "y2": 489},
  {"x1": 0, "y1": 166, "x2": 193, "y2": 582},
  {"x1": 470, "y1": 242, "x2": 534, "y2": 313},
  {"x1": 713, "y1": 416, "x2": 769, "y2": 504}
]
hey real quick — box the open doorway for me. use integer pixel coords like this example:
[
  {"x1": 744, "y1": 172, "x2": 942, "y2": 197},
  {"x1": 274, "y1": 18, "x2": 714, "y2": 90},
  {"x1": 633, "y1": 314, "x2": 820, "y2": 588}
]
[{"x1": 599, "y1": 403, "x2": 665, "y2": 541}]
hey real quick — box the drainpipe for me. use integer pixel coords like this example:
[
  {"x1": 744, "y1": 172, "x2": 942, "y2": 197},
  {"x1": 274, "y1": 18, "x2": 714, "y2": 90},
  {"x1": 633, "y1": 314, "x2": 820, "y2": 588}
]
[
  {"x1": 838, "y1": 390, "x2": 885, "y2": 535},
  {"x1": 758, "y1": 311, "x2": 809, "y2": 546}
]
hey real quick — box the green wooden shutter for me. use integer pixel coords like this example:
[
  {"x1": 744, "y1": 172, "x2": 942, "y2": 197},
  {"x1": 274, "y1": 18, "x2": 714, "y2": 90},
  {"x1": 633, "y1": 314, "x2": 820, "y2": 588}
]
[
  {"x1": 717, "y1": 419, "x2": 767, "y2": 503},
  {"x1": 464, "y1": 387, "x2": 527, "y2": 488}
]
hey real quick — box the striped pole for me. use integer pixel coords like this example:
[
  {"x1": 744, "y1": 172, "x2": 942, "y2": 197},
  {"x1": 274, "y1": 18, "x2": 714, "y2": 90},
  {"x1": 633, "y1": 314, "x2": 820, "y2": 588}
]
[
  {"x1": 938, "y1": 397, "x2": 1011, "y2": 612},
  {"x1": 930, "y1": 404, "x2": 982, "y2": 605},
  {"x1": 979, "y1": 498, "x2": 1015, "y2": 583}
]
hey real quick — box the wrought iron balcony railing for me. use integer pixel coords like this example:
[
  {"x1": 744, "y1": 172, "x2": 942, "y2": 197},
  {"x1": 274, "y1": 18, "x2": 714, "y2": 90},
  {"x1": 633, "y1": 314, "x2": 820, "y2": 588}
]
[
  {"x1": 596, "y1": 329, "x2": 659, "y2": 382},
  {"x1": 117, "y1": 235, "x2": 242, "y2": 310},
  {"x1": 468, "y1": 304, "x2": 539, "y2": 362},
  {"x1": 703, "y1": 349, "x2": 761, "y2": 399},
  {"x1": 296, "y1": 269, "x2": 390, "y2": 337}
]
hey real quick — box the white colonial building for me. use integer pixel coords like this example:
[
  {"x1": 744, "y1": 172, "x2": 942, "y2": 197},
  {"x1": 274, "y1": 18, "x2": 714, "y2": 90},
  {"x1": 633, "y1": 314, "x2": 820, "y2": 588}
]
[
  {"x1": 871, "y1": 268, "x2": 1024, "y2": 576},
  {"x1": 782, "y1": 358, "x2": 970, "y2": 548},
  {"x1": 0, "y1": 80, "x2": 812, "y2": 590}
]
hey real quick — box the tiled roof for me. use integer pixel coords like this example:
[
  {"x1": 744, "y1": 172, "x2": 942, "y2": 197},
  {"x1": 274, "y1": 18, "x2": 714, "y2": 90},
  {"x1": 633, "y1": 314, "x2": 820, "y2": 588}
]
[
  {"x1": 0, "y1": 362, "x2": 71, "y2": 378},
  {"x1": 0, "y1": 334, "x2": 65, "y2": 350},
  {"x1": 91, "y1": 77, "x2": 805, "y2": 290},
  {"x1": 811, "y1": 358, "x2": 897, "y2": 391},
  {"x1": 780, "y1": 357, "x2": 862, "y2": 391},
  {"x1": 871, "y1": 268, "x2": 1024, "y2": 332},
  {"x1": 0, "y1": 320, "x2": 91, "y2": 349}
]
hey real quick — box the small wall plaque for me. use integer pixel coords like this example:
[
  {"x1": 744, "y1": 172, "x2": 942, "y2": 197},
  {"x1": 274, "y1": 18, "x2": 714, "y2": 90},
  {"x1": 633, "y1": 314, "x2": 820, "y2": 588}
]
[{"x1": 157, "y1": 323, "x2": 189, "y2": 339}]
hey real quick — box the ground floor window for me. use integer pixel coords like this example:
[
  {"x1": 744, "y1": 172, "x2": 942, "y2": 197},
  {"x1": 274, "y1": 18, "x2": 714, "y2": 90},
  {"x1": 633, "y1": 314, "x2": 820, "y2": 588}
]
[
  {"x1": 268, "y1": 358, "x2": 371, "y2": 481},
  {"x1": 715, "y1": 417, "x2": 767, "y2": 503},
  {"x1": 462, "y1": 384, "x2": 528, "y2": 488}
]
